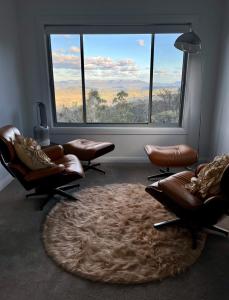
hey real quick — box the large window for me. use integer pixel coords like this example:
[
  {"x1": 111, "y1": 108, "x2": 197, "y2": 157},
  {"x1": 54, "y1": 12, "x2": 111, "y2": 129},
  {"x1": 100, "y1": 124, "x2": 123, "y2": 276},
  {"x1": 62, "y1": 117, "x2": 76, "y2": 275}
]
[{"x1": 47, "y1": 31, "x2": 187, "y2": 127}]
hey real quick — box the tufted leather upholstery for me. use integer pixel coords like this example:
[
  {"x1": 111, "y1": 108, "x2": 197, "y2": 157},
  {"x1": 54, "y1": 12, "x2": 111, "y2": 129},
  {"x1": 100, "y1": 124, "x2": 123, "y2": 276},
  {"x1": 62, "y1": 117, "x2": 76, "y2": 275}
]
[
  {"x1": 63, "y1": 139, "x2": 115, "y2": 161},
  {"x1": 54, "y1": 154, "x2": 84, "y2": 174},
  {"x1": 145, "y1": 144, "x2": 198, "y2": 167},
  {"x1": 42, "y1": 145, "x2": 64, "y2": 161},
  {"x1": 0, "y1": 125, "x2": 84, "y2": 191}
]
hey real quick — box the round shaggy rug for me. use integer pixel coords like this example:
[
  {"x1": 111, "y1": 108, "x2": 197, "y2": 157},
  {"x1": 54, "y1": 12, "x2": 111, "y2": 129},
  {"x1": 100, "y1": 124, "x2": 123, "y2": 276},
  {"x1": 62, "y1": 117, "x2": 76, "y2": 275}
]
[{"x1": 42, "y1": 184, "x2": 207, "y2": 284}]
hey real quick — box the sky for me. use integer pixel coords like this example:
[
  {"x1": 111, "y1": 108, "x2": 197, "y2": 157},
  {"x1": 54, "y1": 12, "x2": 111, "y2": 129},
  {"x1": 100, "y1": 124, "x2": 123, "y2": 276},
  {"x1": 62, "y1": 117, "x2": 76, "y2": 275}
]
[{"x1": 50, "y1": 33, "x2": 183, "y2": 84}]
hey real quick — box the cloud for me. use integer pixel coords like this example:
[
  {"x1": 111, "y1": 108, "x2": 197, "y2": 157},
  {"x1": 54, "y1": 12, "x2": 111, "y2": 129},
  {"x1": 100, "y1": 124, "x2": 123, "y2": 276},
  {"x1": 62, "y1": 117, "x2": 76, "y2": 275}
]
[
  {"x1": 52, "y1": 51, "x2": 182, "y2": 83},
  {"x1": 52, "y1": 52, "x2": 81, "y2": 69},
  {"x1": 63, "y1": 34, "x2": 72, "y2": 39},
  {"x1": 53, "y1": 46, "x2": 81, "y2": 56},
  {"x1": 85, "y1": 56, "x2": 137, "y2": 72},
  {"x1": 154, "y1": 68, "x2": 182, "y2": 76},
  {"x1": 69, "y1": 46, "x2": 80, "y2": 53},
  {"x1": 53, "y1": 48, "x2": 66, "y2": 54},
  {"x1": 154, "y1": 69, "x2": 169, "y2": 76},
  {"x1": 137, "y1": 39, "x2": 145, "y2": 47},
  {"x1": 53, "y1": 68, "x2": 82, "y2": 82},
  {"x1": 153, "y1": 68, "x2": 182, "y2": 83},
  {"x1": 52, "y1": 53, "x2": 138, "y2": 73},
  {"x1": 52, "y1": 53, "x2": 141, "y2": 80}
]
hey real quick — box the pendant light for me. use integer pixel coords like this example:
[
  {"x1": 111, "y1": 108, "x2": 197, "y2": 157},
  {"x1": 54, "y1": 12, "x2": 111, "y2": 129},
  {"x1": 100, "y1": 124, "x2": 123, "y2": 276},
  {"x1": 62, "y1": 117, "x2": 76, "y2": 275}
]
[{"x1": 174, "y1": 29, "x2": 201, "y2": 54}]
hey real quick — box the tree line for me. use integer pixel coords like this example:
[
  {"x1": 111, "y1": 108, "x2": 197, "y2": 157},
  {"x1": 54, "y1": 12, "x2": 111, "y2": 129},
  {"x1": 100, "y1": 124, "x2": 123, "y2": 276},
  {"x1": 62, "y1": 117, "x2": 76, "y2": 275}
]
[{"x1": 57, "y1": 88, "x2": 181, "y2": 126}]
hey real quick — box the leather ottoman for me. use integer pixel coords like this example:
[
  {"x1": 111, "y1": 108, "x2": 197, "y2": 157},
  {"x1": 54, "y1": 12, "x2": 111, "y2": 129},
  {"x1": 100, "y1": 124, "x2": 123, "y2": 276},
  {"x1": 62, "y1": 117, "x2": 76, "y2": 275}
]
[
  {"x1": 63, "y1": 139, "x2": 115, "y2": 174},
  {"x1": 144, "y1": 144, "x2": 198, "y2": 180}
]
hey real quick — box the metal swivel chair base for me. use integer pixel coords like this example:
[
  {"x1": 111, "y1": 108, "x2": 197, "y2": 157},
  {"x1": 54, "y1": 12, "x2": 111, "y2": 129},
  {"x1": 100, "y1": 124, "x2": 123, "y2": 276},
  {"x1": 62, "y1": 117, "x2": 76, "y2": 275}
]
[
  {"x1": 154, "y1": 218, "x2": 182, "y2": 229},
  {"x1": 83, "y1": 161, "x2": 105, "y2": 174},
  {"x1": 26, "y1": 183, "x2": 80, "y2": 209},
  {"x1": 153, "y1": 218, "x2": 229, "y2": 249},
  {"x1": 153, "y1": 218, "x2": 199, "y2": 249},
  {"x1": 148, "y1": 168, "x2": 174, "y2": 181},
  {"x1": 205, "y1": 225, "x2": 229, "y2": 236}
]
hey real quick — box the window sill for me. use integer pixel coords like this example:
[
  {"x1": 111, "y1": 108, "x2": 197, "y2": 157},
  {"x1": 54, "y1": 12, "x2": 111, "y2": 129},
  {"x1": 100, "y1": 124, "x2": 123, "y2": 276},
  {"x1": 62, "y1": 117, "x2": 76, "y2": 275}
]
[{"x1": 50, "y1": 126, "x2": 187, "y2": 136}]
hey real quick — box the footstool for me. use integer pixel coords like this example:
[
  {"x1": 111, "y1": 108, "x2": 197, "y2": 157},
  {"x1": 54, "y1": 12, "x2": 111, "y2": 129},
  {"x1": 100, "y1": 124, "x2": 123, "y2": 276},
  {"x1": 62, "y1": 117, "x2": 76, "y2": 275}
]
[
  {"x1": 144, "y1": 144, "x2": 198, "y2": 180},
  {"x1": 63, "y1": 139, "x2": 115, "y2": 174}
]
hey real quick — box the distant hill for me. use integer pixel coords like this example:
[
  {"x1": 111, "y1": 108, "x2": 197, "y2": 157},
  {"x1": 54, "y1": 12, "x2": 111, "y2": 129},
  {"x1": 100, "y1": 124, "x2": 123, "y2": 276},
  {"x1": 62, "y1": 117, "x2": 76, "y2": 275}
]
[
  {"x1": 56, "y1": 79, "x2": 180, "y2": 90},
  {"x1": 54, "y1": 79, "x2": 180, "y2": 109}
]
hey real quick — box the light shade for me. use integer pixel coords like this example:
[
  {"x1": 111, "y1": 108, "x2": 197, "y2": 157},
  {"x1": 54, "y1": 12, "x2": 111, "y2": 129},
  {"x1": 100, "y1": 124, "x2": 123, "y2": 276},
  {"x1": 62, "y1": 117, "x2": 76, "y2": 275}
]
[{"x1": 174, "y1": 31, "x2": 201, "y2": 53}]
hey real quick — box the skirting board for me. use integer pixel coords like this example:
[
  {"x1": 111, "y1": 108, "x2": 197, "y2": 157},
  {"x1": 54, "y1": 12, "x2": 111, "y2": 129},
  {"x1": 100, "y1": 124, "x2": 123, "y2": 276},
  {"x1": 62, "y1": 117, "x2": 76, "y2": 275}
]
[
  {"x1": 0, "y1": 174, "x2": 13, "y2": 191},
  {"x1": 94, "y1": 156, "x2": 209, "y2": 164},
  {"x1": 97, "y1": 156, "x2": 149, "y2": 164}
]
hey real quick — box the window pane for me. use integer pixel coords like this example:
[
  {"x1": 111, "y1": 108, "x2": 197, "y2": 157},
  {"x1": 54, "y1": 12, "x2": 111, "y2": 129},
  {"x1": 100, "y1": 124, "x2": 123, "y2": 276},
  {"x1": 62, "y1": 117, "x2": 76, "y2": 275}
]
[
  {"x1": 50, "y1": 34, "x2": 83, "y2": 123},
  {"x1": 152, "y1": 34, "x2": 184, "y2": 127},
  {"x1": 83, "y1": 34, "x2": 151, "y2": 123}
]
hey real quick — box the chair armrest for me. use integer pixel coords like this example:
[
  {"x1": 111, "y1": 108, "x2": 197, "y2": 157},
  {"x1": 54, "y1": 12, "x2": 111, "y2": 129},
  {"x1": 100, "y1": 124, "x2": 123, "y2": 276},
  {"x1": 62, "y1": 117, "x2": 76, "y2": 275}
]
[
  {"x1": 158, "y1": 180, "x2": 203, "y2": 210},
  {"x1": 24, "y1": 164, "x2": 65, "y2": 182},
  {"x1": 42, "y1": 145, "x2": 64, "y2": 161},
  {"x1": 203, "y1": 195, "x2": 229, "y2": 211},
  {"x1": 200, "y1": 195, "x2": 229, "y2": 223},
  {"x1": 8, "y1": 161, "x2": 29, "y2": 177},
  {"x1": 195, "y1": 163, "x2": 208, "y2": 176}
]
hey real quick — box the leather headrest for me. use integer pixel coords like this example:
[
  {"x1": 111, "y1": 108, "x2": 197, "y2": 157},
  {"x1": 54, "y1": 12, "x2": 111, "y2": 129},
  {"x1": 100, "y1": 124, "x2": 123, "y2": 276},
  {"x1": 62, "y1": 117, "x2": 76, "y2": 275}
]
[{"x1": 0, "y1": 125, "x2": 21, "y2": 162}]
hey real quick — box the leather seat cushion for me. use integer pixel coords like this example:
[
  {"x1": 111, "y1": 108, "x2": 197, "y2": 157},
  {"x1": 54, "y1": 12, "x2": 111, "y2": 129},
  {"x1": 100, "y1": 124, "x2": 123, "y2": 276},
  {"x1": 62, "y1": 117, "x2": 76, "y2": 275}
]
[
  {"x1": 145, "y1": 144, "x2": 198, "y2": 167},
  {"x1": 148, "y1": 170, "x2": 194, "y2": 191},
  {"x1": 63, "y1": 139, "x2": 115, "y2": 161},
  {"x1": 146, "y1": 171, "x2": 203, "y2": 210},
  {"x1": 54, "y1": 154, "x2": 84, "y2": 176}
]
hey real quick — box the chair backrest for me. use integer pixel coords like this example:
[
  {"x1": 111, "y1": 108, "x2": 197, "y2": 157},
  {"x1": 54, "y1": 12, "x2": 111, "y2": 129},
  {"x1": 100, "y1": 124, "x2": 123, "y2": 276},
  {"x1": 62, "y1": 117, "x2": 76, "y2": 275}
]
[
  {"x1": 0, "y1": 125, "x2": 30, "y2": 188},
  {"x1": 0, "y1": 125, "x2": 21, "y2": 163},
  {"x1": 202, "y1": 163, "x2": 229, "y2": 225},
  {"x1": 220, "y1": 164, "x2": 229, "y2": 196}
]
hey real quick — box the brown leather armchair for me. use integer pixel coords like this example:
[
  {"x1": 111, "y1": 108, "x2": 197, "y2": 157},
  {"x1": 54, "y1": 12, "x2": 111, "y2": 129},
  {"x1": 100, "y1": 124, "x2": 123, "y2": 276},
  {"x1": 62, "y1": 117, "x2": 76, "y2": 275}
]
[
  {"x1": 146, "y1": 163, "x2": 229, "y2": 248},
  {"x1": 0, "y1": 125, "x2": 84, "y2": 208}
]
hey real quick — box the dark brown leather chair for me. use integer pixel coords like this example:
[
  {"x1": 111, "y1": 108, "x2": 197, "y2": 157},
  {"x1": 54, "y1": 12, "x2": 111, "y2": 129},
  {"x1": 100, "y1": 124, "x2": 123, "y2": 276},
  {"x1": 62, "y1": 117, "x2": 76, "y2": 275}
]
[
  {"x1": 146, "y1": 163, "x2": 229, "y2": 248},
  {"x1": 0, "y1": 125, "x2": 84, "y2": 208}
]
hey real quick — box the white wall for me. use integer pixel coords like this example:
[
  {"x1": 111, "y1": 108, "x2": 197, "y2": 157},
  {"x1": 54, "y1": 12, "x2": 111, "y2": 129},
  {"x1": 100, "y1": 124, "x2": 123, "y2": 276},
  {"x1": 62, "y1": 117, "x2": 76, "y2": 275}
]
[
  {"x1": 0, "y1": 0, "x2": 25, "y2": 190},
  {"x1": 210, "y1": 0, "x2": 229, "y2": 157},
  {"x1": 16, "y1": 0, "x2": 224, "y2": 162}
]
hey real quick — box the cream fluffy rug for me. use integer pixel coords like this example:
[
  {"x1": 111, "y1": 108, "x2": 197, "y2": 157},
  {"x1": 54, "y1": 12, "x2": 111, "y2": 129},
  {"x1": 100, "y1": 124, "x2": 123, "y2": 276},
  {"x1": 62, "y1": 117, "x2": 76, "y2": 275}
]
[{"x1": 42, "y1": 184, "x2": 206, "y2": 284}]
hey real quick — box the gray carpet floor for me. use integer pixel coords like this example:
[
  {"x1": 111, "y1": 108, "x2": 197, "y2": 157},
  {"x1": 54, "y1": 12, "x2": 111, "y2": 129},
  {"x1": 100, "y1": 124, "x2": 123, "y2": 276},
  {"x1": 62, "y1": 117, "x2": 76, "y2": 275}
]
[{"x1": 0, "y1": 163, "x2": 229, "y2": 300}]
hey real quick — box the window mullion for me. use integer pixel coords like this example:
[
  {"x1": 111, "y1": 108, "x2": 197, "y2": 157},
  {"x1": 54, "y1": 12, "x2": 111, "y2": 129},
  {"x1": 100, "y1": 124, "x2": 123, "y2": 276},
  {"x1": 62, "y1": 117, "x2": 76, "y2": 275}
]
[
  {"x1": 46, "y1": 34, "x2": 58, "y2": 126},
  {"x1": 80, "y1": 34, "x2": 87, "y2": 123},
  {"x1": 148, "y1": 34, "x2": 155, "y2": 124},
  {"x1": 178, "y1": 52, "x2": 188, "y2": 127}
]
